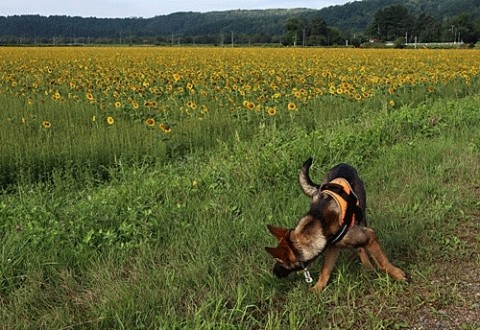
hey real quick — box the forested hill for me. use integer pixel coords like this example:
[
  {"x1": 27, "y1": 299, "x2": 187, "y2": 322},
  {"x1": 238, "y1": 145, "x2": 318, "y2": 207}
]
[
  {"x1": 321, "y1": 0, "x2": 480, "y2": 32},
  {"x1": 0, "y1": 0, "x2": 479, "y2": 45}
]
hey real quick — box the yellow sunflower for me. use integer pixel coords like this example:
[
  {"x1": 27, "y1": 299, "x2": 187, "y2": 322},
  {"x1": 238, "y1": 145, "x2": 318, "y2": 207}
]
[
  {"x1": 145, "y1": 118, "x2": 156, "y2": 127},
  {"x1": 41, "y1": 121, "x2": 52, "y2": 128},
  {"x1": 287, "y1": 102, "x2": 297, "y2": 111},
  {"x1": 267, "y1": 107, "x2": 277, "y2": 116},
  {"x1": 106, "y1": 116, "x2": 115, "y2": 125},
  {"x1": 159, "y1": 123, "x2": 172, "y2": 133}
]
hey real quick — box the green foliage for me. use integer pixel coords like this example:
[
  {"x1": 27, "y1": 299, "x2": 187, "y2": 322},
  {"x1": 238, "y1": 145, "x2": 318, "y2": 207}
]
[
  {"x1": 1, "y1": 74, "x2": 480, "y2": 328},
  {"x1": 1, "y1": 0, "x2": 480, "y2": 45}
]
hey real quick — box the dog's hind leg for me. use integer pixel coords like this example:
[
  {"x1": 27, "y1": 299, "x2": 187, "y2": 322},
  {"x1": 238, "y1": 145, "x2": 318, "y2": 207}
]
[
  {"x1": 357, "y1": 247, "x2": 375, "y2": 271},
  {"x1": 363, "y1": 228, "x2": 408, "y2": 282}
]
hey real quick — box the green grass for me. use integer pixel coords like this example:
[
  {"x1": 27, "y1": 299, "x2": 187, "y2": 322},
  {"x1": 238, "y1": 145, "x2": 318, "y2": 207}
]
[{"x1": 1, "y1": 90, "x2": 479, "y2": 328}]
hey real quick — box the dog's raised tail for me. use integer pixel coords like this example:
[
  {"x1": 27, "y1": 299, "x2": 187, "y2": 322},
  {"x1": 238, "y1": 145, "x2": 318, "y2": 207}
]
[{"x1": 299, "y1": 157, "x2": 320, "y2": 197}]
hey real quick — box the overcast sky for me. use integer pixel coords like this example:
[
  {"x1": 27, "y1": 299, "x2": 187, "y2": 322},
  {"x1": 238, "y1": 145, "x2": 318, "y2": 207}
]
[{"x1": 0, "y1": 0, "x2": 353, "y2": 18}]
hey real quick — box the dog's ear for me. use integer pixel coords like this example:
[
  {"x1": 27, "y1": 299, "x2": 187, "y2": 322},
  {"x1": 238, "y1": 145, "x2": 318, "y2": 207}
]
[
  {"x1": 265, "y1": 246, "x2": 289, "y2": 261},
  {"x1": 267, "y1": 225, "x2": 288, "y2": 241}
]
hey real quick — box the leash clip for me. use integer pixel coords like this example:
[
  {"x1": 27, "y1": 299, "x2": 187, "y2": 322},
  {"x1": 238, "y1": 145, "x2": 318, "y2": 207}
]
[{"x1": 303, "y1": 268, "x2": 313, "y2": 284}]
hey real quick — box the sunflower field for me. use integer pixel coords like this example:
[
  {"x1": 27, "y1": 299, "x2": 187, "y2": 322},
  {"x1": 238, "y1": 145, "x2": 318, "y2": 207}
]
[
  {"x1": 1, "y1": 47, "x2": 480, "y2": 329},
  {"x1": 0, "y1": 47, "x2": 479, "y2": 186}
]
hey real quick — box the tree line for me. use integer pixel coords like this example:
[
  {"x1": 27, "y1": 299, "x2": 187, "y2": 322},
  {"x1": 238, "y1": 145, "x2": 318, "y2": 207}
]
[{"x1": 0, "y1": 2, "x2": 479, "y2": 46}]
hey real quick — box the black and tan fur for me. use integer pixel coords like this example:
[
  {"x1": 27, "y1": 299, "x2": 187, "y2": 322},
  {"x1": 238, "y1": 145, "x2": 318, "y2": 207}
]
[{"x1": 265, "y1": 158, "x2": 407, "y2": 292}]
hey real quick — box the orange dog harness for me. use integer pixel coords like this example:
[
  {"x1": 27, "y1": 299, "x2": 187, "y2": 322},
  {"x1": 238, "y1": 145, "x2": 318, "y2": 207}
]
[{"x1": 321, "y1": 178, "x2": 363, "y2": 244}]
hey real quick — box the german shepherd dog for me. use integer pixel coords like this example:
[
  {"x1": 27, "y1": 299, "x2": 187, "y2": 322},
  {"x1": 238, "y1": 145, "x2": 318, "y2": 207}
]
[{"x1": 266, "y1": 158, "x2": 408, "y2": 292}]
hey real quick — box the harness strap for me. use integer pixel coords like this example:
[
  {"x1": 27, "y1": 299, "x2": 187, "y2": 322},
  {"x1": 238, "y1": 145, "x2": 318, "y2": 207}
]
[{"x1": 320, "y1": 179, "x2": 363, "y2": 245}]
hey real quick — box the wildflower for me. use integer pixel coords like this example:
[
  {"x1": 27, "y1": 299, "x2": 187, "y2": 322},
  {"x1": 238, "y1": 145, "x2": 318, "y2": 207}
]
[
  {"x1": 41, "y1": 121, "x2": 51, "y2": 128},
  {"x1": 267, "y1": 107, "x2": 277, "y2": 116},
  {"x1": 145, "y1": 118, "x2": 156, "y2": 127},
  {"x1": 159, "y1": 123, "x2": 172, "y2": 133},
  {"x1": 106, "y1": 116, "x2": 115, "y2": 125},
  {"x1": 187, "y1": 100, "x2": 197, "y2": 109},
  {"x1": 389, "y1": 100, "x2": 395, "y2": 107},
  {"x1": 51, "y1": 92, "x2": 61, "y2": 101},
  {"x1": 244, "y1": 101, "x2": 255, "y2": 110}
]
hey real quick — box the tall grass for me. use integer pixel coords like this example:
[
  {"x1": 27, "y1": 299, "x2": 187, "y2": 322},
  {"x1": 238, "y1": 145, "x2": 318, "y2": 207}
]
[
  {"x1": 1, "y1": 48, "x2": 479, "y2": 329},
  {"x1": 1, "y1": 90, "x2": 479, "y2": 328}
]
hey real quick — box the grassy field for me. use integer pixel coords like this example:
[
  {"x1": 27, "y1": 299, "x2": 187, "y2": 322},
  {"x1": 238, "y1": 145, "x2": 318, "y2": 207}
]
[{"x1": 0, "y1": 47, "x2": 479, "y2": 329}]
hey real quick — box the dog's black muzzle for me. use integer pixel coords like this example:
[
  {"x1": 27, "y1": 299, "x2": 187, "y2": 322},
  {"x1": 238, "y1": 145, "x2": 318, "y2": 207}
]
[{"x1": 273, "y1": 263, "x2": 293, "y2": 278}]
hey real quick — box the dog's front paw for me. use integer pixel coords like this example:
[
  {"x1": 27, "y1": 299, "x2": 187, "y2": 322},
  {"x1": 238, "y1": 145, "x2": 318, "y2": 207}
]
[{"x1": 309, "y1": 281, "x2": 327, "y2": 292}]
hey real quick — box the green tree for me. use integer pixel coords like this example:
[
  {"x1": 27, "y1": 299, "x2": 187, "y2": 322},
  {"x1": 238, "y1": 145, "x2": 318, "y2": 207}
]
[
  {"x1": 367, "y1": 5, "x2": 415, "y2": 41},
  {"x1": 414, "y1": 13, "x2": 441, "y2": 43},
  {"x1": 308, "y1": 15, "x2": 329, "y2": 45},
  {"x1": 283, "y1": 17, "x2": 307, "y2": 45}
]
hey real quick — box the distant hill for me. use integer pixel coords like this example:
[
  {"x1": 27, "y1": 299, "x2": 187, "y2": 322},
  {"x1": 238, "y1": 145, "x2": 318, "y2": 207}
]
[
  {"x1": 319, "y1": 0, "x2": 480, "y2": 32},
  {"x1": 0, "y1": 0, "x2": 478, "y2": 44}
]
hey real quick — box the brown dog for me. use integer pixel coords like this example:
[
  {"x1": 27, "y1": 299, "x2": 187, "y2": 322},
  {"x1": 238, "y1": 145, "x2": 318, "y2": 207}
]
[{"x1": 265, "y1": 158, "x2": 408, "y2": 291}]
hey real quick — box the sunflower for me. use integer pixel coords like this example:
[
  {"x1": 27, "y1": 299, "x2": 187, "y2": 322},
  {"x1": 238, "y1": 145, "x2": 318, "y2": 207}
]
[
  {"x1": 159, "y1": 123, "x2": 172, "y2": 133},
  {"x1": 287, "y1": 102, "x2": 297, "y2": 111},
  {"x1": 187, "y1": 100, "x2": 197, "y2": 109},
  {"x1": 244, "y1": 101, "x2": 255, "y2": 110},
  {"x1": 145, "y1": 118, "x2": 156, "y2": 127},
  {"x1": 131, "y1": 100, "x2": 139, "y2": 109},
  {"x1": 41, "y1": 121, "x2": 52, "y2": 128},
  {"x1": 106, "y1": 116, "x2": 115, "y2": 125},
  {"x1": 51, "y1": 92, "x2": 61, "y2": 101},
  {"x1": 86, "y1": 92, "x2": 94, "y2": 101},
  {"x1": 267, "y1": 107, "x2": 277, "y2": 116},
  {"x1": 114, "y1": 101, "x2": 122, "y2": 108},
  {"x1": 389, "y1": 100, "x2": 395, "y2": 107},
  {"x1": 173, "y1": 73, "x2": 181, "y2": 82}
]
